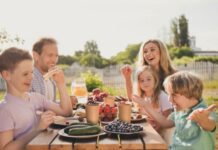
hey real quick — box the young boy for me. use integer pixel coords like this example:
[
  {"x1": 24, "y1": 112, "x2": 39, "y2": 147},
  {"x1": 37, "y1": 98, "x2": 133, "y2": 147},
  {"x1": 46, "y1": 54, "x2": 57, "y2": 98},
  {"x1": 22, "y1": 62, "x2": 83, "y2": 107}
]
[
  {"x1": 0, "y1": 47, "x2": 72, "y2": 149},
  {"x1": 132, "y1": 71, "x2": 217, "y2": 150}
]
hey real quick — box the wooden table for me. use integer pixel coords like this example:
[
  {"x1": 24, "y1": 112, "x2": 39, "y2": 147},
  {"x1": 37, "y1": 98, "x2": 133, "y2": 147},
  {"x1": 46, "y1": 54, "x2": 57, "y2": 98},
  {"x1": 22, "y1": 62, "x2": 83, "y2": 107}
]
[{"x1": 27, "y1": 122, "x2": 167, "y2": 150}]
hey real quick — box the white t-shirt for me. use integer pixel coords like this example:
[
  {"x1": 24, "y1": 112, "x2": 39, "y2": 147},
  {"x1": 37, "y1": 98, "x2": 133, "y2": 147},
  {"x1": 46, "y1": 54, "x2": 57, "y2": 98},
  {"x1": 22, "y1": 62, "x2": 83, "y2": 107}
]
[{"x1": 144, "y1": 90, "x2": 172, "y2": 114}]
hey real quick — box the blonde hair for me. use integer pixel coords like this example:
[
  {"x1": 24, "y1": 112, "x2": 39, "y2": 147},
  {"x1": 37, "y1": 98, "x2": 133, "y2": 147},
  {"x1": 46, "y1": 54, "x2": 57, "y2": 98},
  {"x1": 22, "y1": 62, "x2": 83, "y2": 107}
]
[
  {"x1": 163, "y1": 71, "x2": 203, "y2": 100},
  {"x1": 137, "y1": 39, "x2": 176, "y2": 85},
  {"x1": 136, "y1": 65, "x2": 161, "y2": 106}
]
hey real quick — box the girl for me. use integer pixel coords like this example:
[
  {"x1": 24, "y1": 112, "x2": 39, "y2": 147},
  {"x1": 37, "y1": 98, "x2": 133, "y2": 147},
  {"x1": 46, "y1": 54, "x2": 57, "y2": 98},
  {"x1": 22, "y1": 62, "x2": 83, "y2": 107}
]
[
  {"x1": 121, "y1": 39, "x2": 176, "y2": 100},
  {"x1": 135, "y1": 65, "x2": 172, "y2": 131},
  {"x1": 0, "y1": 47, "x2": 72, "y2": 150}
]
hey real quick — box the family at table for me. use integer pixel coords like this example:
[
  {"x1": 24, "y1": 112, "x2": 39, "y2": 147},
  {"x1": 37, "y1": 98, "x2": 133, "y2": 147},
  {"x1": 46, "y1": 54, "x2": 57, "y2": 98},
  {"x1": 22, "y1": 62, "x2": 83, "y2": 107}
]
[{"x1": 0, "y1": 38, "x2": 217, "y2": 150}]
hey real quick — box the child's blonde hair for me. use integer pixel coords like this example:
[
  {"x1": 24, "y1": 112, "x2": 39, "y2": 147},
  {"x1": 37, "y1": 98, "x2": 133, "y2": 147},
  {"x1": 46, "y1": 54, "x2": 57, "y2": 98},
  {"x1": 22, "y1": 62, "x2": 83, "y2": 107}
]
[
  {"x1": 136, "y1": 65, "x2": 161, "y2": 106},
  {"x1": 137, "y1": 39, "x2": 175, "y2": 85},
  {"x1": 163, "y1": 71, "x2": 203, "y2": 100}
]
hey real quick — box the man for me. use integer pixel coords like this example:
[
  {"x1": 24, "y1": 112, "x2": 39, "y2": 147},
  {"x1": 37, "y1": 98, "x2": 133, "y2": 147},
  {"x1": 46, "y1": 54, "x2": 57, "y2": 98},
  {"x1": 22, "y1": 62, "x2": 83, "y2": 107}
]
[{"x1": 31, "y1": 38, "x2": 59, "y2": 102}]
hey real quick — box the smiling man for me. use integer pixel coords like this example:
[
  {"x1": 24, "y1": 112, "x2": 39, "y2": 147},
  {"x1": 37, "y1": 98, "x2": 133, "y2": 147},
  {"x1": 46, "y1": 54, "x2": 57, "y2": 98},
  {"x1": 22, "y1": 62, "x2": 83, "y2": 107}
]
[{"x1": 31, "y1": 38, "x2": 60, "y2": 102}]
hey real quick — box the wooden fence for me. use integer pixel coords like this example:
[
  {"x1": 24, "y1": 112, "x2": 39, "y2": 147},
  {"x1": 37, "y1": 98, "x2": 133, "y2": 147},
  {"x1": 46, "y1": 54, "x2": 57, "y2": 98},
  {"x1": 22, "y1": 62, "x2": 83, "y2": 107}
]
[
  {"x1": 177, "y1": 61, "x2": 218, "y2": 80},
  {"x1": 102, "y1": 61, "x2": 218, "y2": 88},
  {"x1": 0, "y1": 62, "x2": 217, "y2": 90}
]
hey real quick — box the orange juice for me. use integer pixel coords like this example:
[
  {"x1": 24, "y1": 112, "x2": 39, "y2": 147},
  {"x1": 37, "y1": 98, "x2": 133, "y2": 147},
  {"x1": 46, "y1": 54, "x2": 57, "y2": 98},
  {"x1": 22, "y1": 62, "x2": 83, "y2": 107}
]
[
  {"x1": 72, "y1": 86, "x2": 88, "y2": 97},
  {"x1": 71, "y1": 79, "x2": 88, "y2": 98}
]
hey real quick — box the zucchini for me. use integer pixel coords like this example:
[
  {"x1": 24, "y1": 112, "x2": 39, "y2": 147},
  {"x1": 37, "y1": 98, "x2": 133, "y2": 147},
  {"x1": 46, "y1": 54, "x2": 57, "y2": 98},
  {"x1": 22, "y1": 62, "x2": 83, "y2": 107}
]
[
  {"x1": 64, "y1": 124, "x2": 90, "y2": 134},
  {"x1": 68, "y1": 125, "x2": 101, "y2": 135}
]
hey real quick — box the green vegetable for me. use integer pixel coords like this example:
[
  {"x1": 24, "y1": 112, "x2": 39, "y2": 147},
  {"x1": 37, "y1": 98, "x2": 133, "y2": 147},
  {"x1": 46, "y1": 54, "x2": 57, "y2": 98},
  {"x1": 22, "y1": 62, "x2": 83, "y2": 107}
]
[{"x1": 67, "y1": 125, "x2": 101, "y2": 135}]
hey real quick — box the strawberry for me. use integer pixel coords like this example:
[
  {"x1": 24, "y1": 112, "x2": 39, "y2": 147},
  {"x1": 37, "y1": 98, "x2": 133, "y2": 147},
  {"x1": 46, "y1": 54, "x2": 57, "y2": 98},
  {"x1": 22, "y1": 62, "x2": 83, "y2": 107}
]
[{"x1": 92, "y1": 88, "x2": 101, "y2": 96}]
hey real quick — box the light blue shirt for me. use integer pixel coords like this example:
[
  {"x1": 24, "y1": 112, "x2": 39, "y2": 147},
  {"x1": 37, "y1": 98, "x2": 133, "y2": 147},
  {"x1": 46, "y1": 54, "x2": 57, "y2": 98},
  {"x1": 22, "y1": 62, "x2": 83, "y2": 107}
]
[{"x1": 169, "y1": 100, "x2": 216, "y2": 150}]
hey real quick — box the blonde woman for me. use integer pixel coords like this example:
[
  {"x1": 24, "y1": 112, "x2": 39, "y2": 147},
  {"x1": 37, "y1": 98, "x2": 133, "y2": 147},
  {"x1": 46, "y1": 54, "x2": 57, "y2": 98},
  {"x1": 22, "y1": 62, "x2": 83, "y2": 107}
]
[{"x1": 121, "y1": 39, "x2": 176, "y2": 100}]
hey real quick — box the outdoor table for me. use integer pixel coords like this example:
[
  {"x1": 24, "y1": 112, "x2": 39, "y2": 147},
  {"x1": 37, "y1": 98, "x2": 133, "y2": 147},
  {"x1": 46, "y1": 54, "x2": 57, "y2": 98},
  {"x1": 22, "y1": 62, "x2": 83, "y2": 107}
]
[{"x1": 27, "y1": 122, "x2": 167, "y2": 150}]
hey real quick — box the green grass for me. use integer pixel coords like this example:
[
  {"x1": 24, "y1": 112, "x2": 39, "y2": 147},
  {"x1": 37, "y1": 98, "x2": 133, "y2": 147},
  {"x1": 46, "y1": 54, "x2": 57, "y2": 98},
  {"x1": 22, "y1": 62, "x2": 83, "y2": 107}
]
[{"x1": 203, "y1": 80, "x2": 218, "y2": 89}]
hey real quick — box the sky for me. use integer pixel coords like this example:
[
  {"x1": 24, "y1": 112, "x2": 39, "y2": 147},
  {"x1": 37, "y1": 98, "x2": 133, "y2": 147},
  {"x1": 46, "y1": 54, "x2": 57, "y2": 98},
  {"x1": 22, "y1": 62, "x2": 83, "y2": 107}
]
[{"x1": 0, "y1": 0, "x2": 218, "y2": 58}]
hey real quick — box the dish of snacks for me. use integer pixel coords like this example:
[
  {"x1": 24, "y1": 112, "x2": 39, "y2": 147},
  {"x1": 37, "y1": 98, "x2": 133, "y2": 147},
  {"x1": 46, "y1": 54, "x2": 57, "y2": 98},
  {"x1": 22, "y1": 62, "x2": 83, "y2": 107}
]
[
  {"x1": 104, "y1": 120, "x2": 143, "y2": 135},
  {"x1": 58, "y1": 123, "x2": 106, "y2": 138},
  {"x1": 99, "y1": 103, "x2": 117, "y2": 122}
]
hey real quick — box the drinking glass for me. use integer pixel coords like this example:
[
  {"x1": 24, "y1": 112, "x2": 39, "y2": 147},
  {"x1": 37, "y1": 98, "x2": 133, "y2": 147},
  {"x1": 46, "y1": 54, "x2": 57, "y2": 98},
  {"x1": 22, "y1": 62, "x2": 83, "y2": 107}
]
[
  {"x1": 86, "y1": 104, "x2": 99, "y2": 125},
  {"x1": 71, "y1": 78, "x2": 88, "y2": 103},
  {"x1": 118, "y1": 103, "x2": 131, "y2": 123}
]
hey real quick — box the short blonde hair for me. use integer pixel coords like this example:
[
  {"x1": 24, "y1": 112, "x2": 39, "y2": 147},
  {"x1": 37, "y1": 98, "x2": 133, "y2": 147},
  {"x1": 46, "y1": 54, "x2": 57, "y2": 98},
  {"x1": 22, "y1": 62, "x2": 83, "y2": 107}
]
[{"x1": 163, "y1": 71, "x2": 203, "y2": 100}]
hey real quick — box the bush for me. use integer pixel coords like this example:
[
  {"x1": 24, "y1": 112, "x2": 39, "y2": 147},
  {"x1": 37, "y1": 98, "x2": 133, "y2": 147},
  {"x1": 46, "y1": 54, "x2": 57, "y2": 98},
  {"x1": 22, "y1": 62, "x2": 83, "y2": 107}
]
[
  {"x1": 81, "y1": 71, "x2": 103, "y2": 92},
  {"x1": 194, "y1": 56, "x2": 218, "y2": 64},
  {"x1": 169, "y1": 46, "x2": 194, "y2": 59}
]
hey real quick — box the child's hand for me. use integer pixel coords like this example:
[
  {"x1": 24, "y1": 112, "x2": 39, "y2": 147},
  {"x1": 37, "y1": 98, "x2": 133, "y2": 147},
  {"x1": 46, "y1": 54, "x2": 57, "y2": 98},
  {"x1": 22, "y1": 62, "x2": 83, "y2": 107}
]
[
  {"x1": 132, "y1": 95, "x2": 151, "y2": 107},
  {"x1": 187, "y1": 104, "x2": 217, "y2": 131},
  {"x1": 147, "y1": 116, "x2": 161, "y2": 131},
  {"x1": 120, "y1": 65, "x2": 132, "y2": 78},
  {"x1": 37, "y1": 111, "x2": 55, "y2": 131}
]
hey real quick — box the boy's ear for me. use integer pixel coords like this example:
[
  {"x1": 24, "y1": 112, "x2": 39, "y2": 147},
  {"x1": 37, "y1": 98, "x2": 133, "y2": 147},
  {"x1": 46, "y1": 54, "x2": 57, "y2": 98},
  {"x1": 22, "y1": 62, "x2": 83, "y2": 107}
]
[{"x1": 1, "y1": 70, "x2": 11, "y2": 81}]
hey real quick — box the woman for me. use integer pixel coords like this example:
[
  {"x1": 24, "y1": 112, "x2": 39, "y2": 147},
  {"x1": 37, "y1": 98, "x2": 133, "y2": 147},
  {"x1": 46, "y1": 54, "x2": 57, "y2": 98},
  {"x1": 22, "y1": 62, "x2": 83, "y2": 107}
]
[{"x1": 121, "y1": 39, "x2": 176, "y2": 100}]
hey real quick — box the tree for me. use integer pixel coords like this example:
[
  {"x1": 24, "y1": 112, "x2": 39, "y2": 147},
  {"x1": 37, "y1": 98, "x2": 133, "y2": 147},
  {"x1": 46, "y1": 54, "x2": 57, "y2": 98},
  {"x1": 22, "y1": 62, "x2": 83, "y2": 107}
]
[
  {"x1": 170, "y1": 15, "x2": 189, "y2": 47},
  {"x1": 0, "y1": 29, "x2": 24, "y2": 51},
  {"x1": 58, "y1": 55, "x2": 76, "y2": 65},
  {"x1": 84, "y1": 40, "x2": 100, "y2": 55},
  {"x1": 83, "y1": 40, "x2": 101, "y2": 67},
  {"x1": 111, "y1": 43, "x2": 140, "y2": 64},
  {"x1": 179, "y1": 15, "x2": 189, "y2": 47},
  {"x1": 170, "y1": 19, "x2": 179, "y2": 47}
]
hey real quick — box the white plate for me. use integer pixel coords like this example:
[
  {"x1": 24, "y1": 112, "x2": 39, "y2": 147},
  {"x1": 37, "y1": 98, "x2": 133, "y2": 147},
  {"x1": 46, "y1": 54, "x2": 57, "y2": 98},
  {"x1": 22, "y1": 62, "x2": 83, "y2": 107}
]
[
  {"x1": 53, "y1": 117, "x2": 80, "y2": 127},
  {"x1": 100, "y1": 120, "x2": 113, "y2": 125},
  {"x1": 103, "y1": 126, "x2": 143, "y2": 135},
  {"x1": 131, "y1": 115, "x2": 146, "y2": 123},
  {"x1": 58, "y1": 127, "x2": 106, "y2": 139}
]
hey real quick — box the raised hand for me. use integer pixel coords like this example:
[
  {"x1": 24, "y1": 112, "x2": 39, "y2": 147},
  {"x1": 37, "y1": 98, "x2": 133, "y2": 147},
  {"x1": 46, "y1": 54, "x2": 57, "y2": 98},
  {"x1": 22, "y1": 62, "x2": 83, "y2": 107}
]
[
  {"x1": 188, "y1": 104, "x2": 217, "y2": 121},
  {"x1": 120, "y1": 65, "x2": 132, "y2": 78},
  {"x1": 187, "y1": 104, "x2": 217, "y2": 131}
]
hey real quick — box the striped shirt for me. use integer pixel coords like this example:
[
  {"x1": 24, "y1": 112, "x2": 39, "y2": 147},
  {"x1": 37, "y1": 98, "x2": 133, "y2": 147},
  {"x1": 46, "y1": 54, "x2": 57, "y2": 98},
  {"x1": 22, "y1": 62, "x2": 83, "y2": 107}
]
[{"x1": 30, "y1": 67, "x2": 56, "y2": 101}]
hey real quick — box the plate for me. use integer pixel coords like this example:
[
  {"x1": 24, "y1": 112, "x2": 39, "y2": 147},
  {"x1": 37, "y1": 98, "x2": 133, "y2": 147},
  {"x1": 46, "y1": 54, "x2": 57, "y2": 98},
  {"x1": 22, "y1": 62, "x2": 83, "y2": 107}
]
[
  {"x1": 131, "y1": 114, "x2": 146, "y2": 123},
  {"x1": 53, "y1": 120, "x2": 75, "y2": 127},
  {"x1": 58, "y1": 126, "x2": 106, "y2": 139},
  {"x1": 53, "y1": 117, "x2": 80, "y2": 127},
  {"x1": 101, "y1": 120, "x2": 114, "y2": 125},
  {"x1": 103, "y1": 125, "x2": 143, "y2": 135}
]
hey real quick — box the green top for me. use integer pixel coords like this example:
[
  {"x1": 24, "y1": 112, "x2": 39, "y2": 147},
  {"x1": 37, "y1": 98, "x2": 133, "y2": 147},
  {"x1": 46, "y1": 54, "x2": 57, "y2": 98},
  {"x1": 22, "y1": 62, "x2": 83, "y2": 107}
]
[{"x1": 168, "y1": 100, "x2": 217, "y2": 150}]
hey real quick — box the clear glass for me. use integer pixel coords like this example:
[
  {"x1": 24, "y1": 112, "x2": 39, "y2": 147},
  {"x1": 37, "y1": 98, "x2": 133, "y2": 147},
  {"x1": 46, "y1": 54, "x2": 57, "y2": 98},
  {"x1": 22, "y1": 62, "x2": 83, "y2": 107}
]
[{"x1": 71, "y1": 78, "x2": 88, "y2": 103}]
